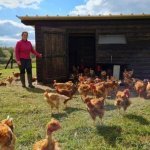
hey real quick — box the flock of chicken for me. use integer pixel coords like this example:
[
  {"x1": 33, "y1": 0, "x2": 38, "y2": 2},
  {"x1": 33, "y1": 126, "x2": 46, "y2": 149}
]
[
  {"x1": 0, "y1": 72, "x2": 21, "y2": 86},
  {"x1": 0, "y1": 69, "x2": 150, "y2": 150},
  {"x1": 45, "y1": 73, "x2": 131, "y2": 125},
  {"x1": 0, "y1": 72, "x2": 37, "y2": 86}
]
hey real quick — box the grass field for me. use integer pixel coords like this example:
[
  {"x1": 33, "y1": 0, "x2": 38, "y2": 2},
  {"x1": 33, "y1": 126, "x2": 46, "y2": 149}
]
[{"x1": 0, "y1": 63, "x2": 150, "y2": 150}]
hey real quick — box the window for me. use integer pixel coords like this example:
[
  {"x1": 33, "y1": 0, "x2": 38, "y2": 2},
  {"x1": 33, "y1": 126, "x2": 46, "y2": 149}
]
[{"x1": 98, "y1": 35, "x2": 126, "y2": 44}]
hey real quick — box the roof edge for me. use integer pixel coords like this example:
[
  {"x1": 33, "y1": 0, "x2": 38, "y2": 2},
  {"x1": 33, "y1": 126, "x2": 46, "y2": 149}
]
[{"x1": 17, "y1": 14, "x2": 150, "y2": 21}]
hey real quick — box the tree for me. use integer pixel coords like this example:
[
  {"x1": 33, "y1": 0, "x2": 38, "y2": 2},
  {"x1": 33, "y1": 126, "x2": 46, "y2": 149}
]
[{"x1": 0, "y1": 47, "x2": 6, "y2": 57}]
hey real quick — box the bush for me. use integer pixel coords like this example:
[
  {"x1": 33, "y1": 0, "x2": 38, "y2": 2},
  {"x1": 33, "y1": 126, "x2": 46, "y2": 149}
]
[{"x1": 0, "y1": 47, "x2": 6, "y2": 57}]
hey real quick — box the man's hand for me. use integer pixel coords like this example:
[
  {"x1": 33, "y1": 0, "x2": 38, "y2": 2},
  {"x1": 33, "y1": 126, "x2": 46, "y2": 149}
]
[{"x1": 17, "y1": 61, "x2": 21, "y2": 65}]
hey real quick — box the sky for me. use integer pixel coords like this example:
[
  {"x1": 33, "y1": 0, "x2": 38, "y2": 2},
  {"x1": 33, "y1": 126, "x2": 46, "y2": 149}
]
[{"x1": 0, "y1": 0, "x2": 150, "y2": 47}]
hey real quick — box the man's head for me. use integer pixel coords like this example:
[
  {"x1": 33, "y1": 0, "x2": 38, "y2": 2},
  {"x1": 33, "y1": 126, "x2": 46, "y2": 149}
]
[{"x1": 22, "y1": 31, "x2": 28, "y2": 41}]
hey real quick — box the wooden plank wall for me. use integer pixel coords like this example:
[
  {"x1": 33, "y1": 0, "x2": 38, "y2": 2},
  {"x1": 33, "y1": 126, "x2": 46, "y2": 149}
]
[
  {"x1": 96, "y1": 20, "x2": 150, "y2": 79},
  {"x1": 35, "y1": 19, "x2": 150, "y2": 82},
  {"x1": 35, "y1": 25, "x2": 44, "y2": 83},
  {"x1": 35, "y1": 26, "x2": 68, "y2": 83}
]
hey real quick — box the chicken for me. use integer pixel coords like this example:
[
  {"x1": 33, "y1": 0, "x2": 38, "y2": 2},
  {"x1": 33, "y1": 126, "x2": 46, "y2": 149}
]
[
  {"x1": 123, "y1": 78, "x2": 134, "y2": 88},
  {"x1": 90, "y1": 68, "x2": 95, "y2": 77},
  {"x1": 146, "y1": 81, "x2": 150, "y2": 99},
  {"x1": 123, "y1": 70, "x2": 134, "y2": 88},
  {"x1": 90, "y1": 83, "x2": 107, "y2": 99},
  {"x1": 78, "y1": 74, "x2": 87, "y2": 83},
  {"x1": 114, "y1": 89, "x2": 131, "y2": 112},
  {"x1": 6, "y1": 76, "x2": 13, "y2": 85},
  {"x1": 0, "y1": 116, "x2": 16, "y2": 150},
  {"x1": 44, "y1": 90, "x2": 70, "y2": 114},
  {"x1": 12, "y1": 72, "x2": 20, "y2": 79},
  {"x1": 33, "y1": 118, "x2": 61, "y2": 150},
  {"x1": 82, "y1": 95, "x2": 105, "y2": 125},
  {"x1": 134, "y1": 80, "x2": 146, "y2": 97},
  {"x1": 53, "y1": 80, "x2": 66, "y2": 89},
  {"x1": 78, "y1": 83, "x2": 91, "y2": 97},
  {"x1": 84, "y1": 67, "x2": 90, "y2": 76},
  {"x1": 56, "y1": 84, "x2": 77, "y2": 107},
  {"x1": 53, "y1": 80, "x2": 73, "y2": 89},
  {"x1": 0, "y1": 81, "x2": 7, "y2": 86},
  {"x1": 106, "y1": 76, "x2": 110, "y2": 82},
  {"x1": 101, "y1": 71, "x2": 107, "y2": 81},
  {"x1": 32, "y1": 77, "x2": 37, "y2": 82},
  {"x1": 104, "y1": 80, "x2": 119, "y2": 98},
  {"x1": 94, "y1": 77, "x2": 101, "y2": 83},
  {"x1": 1, "y1": 116, "x2": 14, "y2": 132},
  {"x1": 123, "y1": 69, "x2": 133, "y2": 79}
]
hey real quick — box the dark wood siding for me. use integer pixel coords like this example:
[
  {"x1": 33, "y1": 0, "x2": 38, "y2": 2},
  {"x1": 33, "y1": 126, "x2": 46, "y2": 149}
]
[
  {"x1": 33, "y1": 19, "x2": 150, "y2": 82},
  {"x1": 35, "y1": 25, "x2": 43, "y2": 82},
  {"x1": 41, "y1": 27, "x2": 68, "y2": 83},
  {"x1": 95, "y1": 22, "x2": 150, "y2": 79}
]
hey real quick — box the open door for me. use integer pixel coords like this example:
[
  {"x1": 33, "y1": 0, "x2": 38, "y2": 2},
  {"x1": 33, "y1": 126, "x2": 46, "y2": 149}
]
[
  {"x1": 42, "y1": 28, "x2": 68, "y2": 82},
  {"x1": 68, "y1": 33, "x2": 95, "y2": 72}
]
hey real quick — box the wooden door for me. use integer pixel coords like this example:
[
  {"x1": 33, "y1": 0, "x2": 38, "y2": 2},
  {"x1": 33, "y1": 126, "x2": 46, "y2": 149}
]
[{"x1": 42, "y1": 28, "x2": 68, "y2": 82}]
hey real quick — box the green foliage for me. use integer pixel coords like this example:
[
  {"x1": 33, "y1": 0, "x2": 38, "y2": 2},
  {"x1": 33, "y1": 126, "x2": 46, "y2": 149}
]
[
  {"x1": 0, "y1": 47, "x2": 6, "y2": 57},
  {"x1": 7, "y1": 47, "x2": 14, "y2": 55},
  {"x1": 0, "y1": 47, "x2": 15, "y2": 64}
]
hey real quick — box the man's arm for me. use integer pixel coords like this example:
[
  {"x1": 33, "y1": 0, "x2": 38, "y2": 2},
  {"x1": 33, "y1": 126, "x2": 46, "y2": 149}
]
[{"x1": 15, "y1": 42, "x2": 21, "y2": 65}]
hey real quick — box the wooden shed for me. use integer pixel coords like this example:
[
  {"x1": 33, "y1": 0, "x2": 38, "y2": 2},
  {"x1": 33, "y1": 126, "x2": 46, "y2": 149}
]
[{"x1": 18, "y1": 14, "x2": 150, "y2": 83}]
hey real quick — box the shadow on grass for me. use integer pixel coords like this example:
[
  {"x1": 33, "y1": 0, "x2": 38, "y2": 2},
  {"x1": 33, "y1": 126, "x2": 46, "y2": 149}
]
[
  {"x1": 105, "y1": 103, "x2": 116, "y2": 111},
  {"x1": 64, "y1": 107, "x2": 85, "y2": 114},
  {"x1": 51, "y1": 112, "x2": 68, "y2": 120},
  {"x1": 25, "y1": 87, "x2": 45, "y2": 93},
  {"x1": 96, "y1": 125, "x2": 122, "y2": 147},
  {"x1": 51, "y1": 107, "x2": 85, "y2": 120},
  {"x1": 124, "y1": 114, "x2": 150, "y2": 125}
]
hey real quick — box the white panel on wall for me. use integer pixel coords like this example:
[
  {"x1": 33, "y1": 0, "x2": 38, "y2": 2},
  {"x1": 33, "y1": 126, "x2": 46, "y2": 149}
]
[{"x1": 98, "y1": 35, "x2": 126, "y2": 44}]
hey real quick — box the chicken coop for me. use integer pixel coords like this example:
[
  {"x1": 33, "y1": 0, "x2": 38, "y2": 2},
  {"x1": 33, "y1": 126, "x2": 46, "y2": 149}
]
[{"x1": 18, "y1": 14, "x2": 150, "y2": 83}]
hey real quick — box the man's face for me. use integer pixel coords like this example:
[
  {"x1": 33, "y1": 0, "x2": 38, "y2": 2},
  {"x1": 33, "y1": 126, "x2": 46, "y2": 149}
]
[{"x1": 22, "y1": 32, "x2": 28, "y2": 40}]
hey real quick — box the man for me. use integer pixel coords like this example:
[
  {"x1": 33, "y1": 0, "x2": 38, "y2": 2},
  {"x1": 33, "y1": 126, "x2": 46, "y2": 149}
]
[{"x1": 15, "y1": 31, "x2": 42, "y2": 88}]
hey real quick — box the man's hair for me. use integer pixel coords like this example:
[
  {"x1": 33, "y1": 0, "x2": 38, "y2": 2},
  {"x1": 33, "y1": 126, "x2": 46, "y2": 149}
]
[{"x1": 22, "y1": 31, "x2": 28, "y2": 36}]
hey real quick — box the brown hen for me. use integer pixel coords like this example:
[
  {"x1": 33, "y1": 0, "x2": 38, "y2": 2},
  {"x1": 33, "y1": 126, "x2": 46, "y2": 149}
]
[{"x1": 33, "y1": 119, "x2": 61, "y2": 150}]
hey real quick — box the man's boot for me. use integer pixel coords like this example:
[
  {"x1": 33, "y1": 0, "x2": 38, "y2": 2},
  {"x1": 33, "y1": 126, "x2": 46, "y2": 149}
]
[
  {"x1": 20, "y1": 74, "x2": 26, "y2": 88},
  {"x1": 27, "y1": 74, "x2": 35, "y2": 88}
]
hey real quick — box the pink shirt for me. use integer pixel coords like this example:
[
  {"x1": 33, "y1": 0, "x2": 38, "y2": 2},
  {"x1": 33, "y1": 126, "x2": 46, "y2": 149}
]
[{"x1": 15, "y1": 40, "x2": 41, "y2": 61}]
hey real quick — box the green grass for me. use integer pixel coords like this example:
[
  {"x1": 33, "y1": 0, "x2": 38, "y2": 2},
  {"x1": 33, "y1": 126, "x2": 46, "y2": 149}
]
[
  {"x1": 0, "y1": 65, "x2": 150, "y2": 150},
  {"x1": 0, "y1": 62, "x2": 36, "y2": 79}
]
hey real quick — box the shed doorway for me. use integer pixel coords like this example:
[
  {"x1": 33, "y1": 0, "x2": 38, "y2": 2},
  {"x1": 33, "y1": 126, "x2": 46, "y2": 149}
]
[{"x1": 68, "y1": 33, "x2": 96, "y2": 73}]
